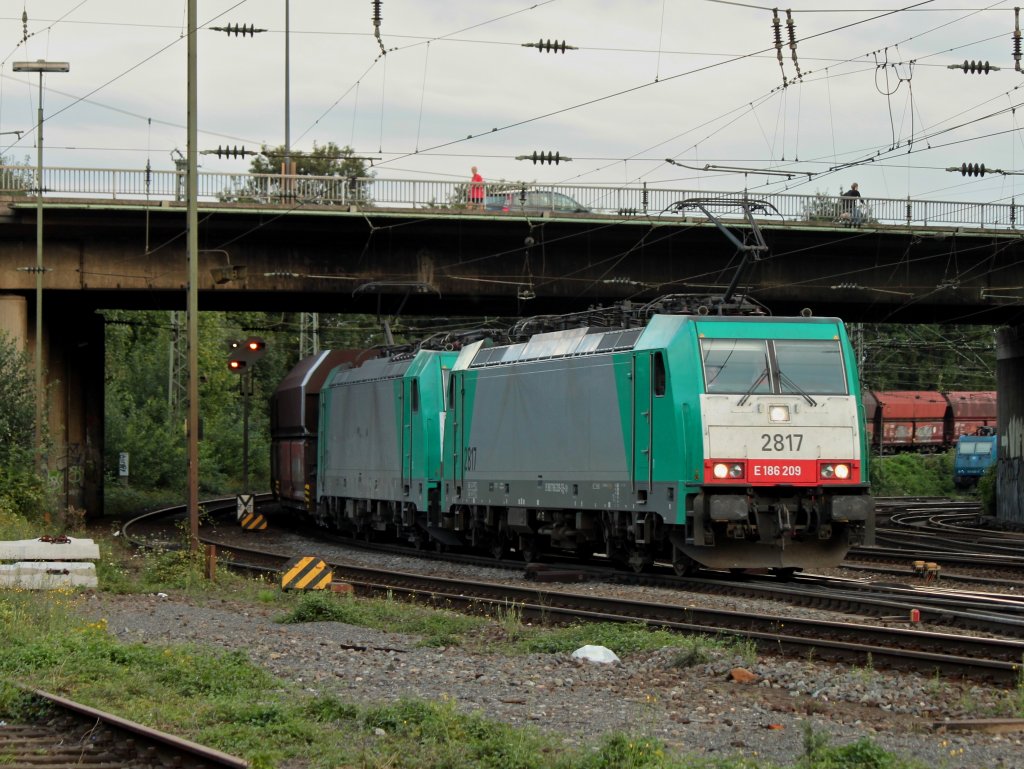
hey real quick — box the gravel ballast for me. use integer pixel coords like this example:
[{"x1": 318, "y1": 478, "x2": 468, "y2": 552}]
[{"x1": 78, "y1": 582, "x2": 1024, "y2": 769}]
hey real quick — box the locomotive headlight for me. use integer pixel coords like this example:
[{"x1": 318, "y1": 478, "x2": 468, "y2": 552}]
[
  {"x1": 768, "y1": 405, "x2": 790, "y2": 423},
  {"x1": 713, "y1": 462, "x2": 744, "y2": 479},
  {"x1": 820, "y1": 463, "x2": 851, "y2": 480}
]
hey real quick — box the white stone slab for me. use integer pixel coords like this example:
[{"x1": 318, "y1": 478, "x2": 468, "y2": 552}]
[
  {"x1": 0, "y1": 561, "x2": 97, "y2": 589},
  {"x1": 0, "y1": 537, "x2": 100, "y2": 561}
]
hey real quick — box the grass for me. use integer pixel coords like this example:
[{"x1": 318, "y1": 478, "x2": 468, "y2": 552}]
[
  {"x1": 276, "y1": 590, "x2": 486, "y2": 647},
  {"x1": 0, "y1": 508, "x2": 988, "y2": 768}
]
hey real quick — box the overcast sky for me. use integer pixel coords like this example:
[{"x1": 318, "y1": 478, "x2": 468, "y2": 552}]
[{"x1": 2, "y1": 1, "x2": 1023, "y2": 204}]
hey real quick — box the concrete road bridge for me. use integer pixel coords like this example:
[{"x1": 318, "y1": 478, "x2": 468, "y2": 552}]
[{"x1": 2, "y1": 165, "x2": 1024, "y2": 521}]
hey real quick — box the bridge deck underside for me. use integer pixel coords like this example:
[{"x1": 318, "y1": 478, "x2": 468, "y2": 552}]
[{"x1": 1, "y1": 202, "x2": 1022, "y2": 324}]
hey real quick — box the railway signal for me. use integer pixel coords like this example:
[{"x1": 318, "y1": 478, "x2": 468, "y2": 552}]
[
  {"x1": 226, "y1": 336, "x2": 267, "y2": 496},
  {"x1": 227, "y1": 336, "x2": 267, "y2": 372}
]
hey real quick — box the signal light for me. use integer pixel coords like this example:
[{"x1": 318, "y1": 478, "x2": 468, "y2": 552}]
[{"x1": 227, "y1": 335, "x2": 267, "y2": 373}]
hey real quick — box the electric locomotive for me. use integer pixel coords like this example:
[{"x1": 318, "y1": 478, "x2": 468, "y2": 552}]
[
  {"x1": 314, "y1": 348, "x2": 458, "y2": 544},
  {"x1": 953, "y1": 428, "x2": 997, "y2": 488},
  {"x1": 438, "y1": 313, "x2": 874, "y2": 574},
  {"x1": 293, "y1": 305, "x2": 875, "y2": 575}
]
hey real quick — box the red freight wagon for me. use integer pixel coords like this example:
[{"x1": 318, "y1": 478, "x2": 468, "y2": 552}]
[
  {"x1": 861, "y1": 390, "x2": 879, "y2": 449},
  {"x1": 270, "y1": 349, "x2": 371, "y2": 513},
  {"x1": 945, "y1": 391, "x2": 997, "y2": 442},
  {"x1": 873, "y1": 390, "x2": 948, "y2": 452}
]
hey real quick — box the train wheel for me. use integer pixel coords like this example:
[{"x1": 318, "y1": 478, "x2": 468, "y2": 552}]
[
  {"x1": 489, "y1": 540, "x2": 508, "y2": 560},
  {"x1": 628, "y1": 550, "x2": 653, "y2": 573},
  {"x1": 672, "y1": 551, "x2": 698, "y2": 577},
  {"x1": 520, "y1": 537, "x2": 540, "y2": 564},
  {"x1": 771, "y1": 567, "x2": 798, "y2": 581}
]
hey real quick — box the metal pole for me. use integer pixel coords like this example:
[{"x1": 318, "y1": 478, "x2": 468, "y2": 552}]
[
  {"x1": 187, "y1": 0, "x2": 201, "y2": 550},
  {"x1": 284, "y1": 0, "x2": 290, "y2": 177},
  {"x1": 242, "y1": 371, "x2": 250, "y2": 491},
  {"x1": 33, "y1": 73, "x2": 43, "y2": 468}
]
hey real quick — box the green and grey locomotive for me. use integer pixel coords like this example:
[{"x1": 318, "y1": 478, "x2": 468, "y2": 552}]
[{"x1": 307, "y1": 312, "x2": 875, "y2": 575}]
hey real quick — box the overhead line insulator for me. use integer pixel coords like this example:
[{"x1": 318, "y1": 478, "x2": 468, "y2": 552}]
[
  {"x1": 786, "y1": 10, "x2": 803, "y2": 82},
  {"x1": 522, "y1": 39, "x2": 577, "y2": 53},
  {"x1": 210, "y1": 23, "x2": 265, "y2": 37},
  {"x1": 1015, "y1": 8, "x2": 1022, "y2": 73},
  {"x1": 771, "y1": 9, "x2": 787, "y2": 87},
  {"x1": 203, "y1": 145, "x2": 255, "y2": 159},
  {"x1": 947, "y1": 60, "x2": 999, "y2": 74},
  {"x1": 515, "y1": 151, "x2": 571, "y2": 165},
  {"x1": 953, "y1": 163, "x2": 987, "y2": 177}
]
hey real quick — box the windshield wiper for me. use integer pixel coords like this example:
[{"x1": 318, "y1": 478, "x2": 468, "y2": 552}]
[
  {"x1": 778, "y1": 370, "x2": 818, "y2": 407},
  {"x1": 737, "y1": 368, "x2": 769, "y2": 406}
]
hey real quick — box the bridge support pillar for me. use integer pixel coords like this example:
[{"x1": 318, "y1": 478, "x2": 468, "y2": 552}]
[
  {"x1": 0, "y1": 294, "x2": 28, "y2": 348},
  {"x1": 47, "y1": 305, "x2": 105, "y2": 520},
  {"x1": 996, "y1": 326, "x2": 1024, "y2": 524},
  {"x1": 0, "y1": 294, "x2": 103, "y2": 520}
]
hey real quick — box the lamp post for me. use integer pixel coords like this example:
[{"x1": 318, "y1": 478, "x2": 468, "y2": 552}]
[
  {"x1": 13, "y1": 59, "x2": 70, "y2": 467},
  {"x1": 284, "y1": 0, "x2": 290, "y2": 176}
]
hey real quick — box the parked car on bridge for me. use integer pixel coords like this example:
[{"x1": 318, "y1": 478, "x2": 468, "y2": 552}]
[{"x1": 484, "y1": 190, "x2": 590, "y2": 214}]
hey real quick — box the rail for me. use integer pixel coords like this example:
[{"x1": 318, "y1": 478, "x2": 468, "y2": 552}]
[{"x1": 0, "y1": 164, "x2": 1019, "y2": 230}]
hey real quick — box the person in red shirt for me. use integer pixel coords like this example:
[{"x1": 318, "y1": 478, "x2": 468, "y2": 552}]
[{"x1": 469, "y1": 166, "x2": 484, "y2": 209}]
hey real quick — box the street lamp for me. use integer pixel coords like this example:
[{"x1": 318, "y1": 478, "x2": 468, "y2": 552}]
[{"x1": 13, "y1": 59, "x2": 70, "y2": 466}]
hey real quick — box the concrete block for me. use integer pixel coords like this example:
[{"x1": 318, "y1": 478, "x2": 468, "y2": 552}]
[
  {"x1": 0, "y1": 537, "x2": 100, "y2": 561},
  {"x1": 0, "y1": 561, "x2": 98, "y2": 589}
]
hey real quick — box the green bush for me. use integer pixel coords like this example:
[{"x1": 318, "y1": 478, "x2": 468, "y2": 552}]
[
  {"x1": 0, "y1": 450, "x2": 48, "y2": 526},
  {"x1": 869, "y1": 451, "x2": 956, "y2": 496},
  {"x1": 978, "y1": 464, "x2": 997, "y2": 514}
]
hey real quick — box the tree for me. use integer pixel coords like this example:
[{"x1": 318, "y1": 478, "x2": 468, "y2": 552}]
[
  {"x1": 0, "y1": 153, "x2": 36, "y2": 197},
  {"x1": 0, "y1": 331, "x2": 47, "y2": 524},
  {"x1": 244, "y1": 141, "x2": 374, "y2": 204},
  {"x1": 0, "y1": 331, "x2": 34, "y2": 461}
]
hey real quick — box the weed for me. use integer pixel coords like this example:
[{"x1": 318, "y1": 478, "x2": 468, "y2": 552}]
[
  {"x1": 495, "y1": 600, "x2": 525, "y2": 638},
  {"x1": 276, "y1": 590, "x2": 484, "y2": 647},
  {"x1": 514, "y1": 621, "x2": 746, "y2": 664}
]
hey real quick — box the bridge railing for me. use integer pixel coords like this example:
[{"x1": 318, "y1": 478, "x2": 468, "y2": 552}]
[{"x1": 0, "y1": 164, "x2": 1019, "y2": 230}]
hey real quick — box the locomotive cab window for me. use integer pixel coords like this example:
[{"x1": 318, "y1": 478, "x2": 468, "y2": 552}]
[
  {"x1": 701, "y1": 338, "x2": 847, "y2": 395},
  {"x1": 410, "y1": 380, "x2": 420, "y2": 413},
  {"x1": 653, "y1": 352, "x2": 666, "y2": 396},
  {"x1": 701, "y1": 339, "x2": 771, "y2": 394},
  {"x1": 774, "y1": 340, "x2": 847, "y2": 395}
]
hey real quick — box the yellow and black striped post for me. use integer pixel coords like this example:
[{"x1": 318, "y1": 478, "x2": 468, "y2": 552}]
[
  {"x1": 281, "y1": 556, "x2": 333, "y2": 591},
  {"x1": 239, "y1": 511, "x2": 267, "y2": 530}
]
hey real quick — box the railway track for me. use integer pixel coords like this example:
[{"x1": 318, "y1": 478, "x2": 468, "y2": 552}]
[
  {"x1": 0, "y1": 687, "x2": 246, "y2": 769},
  {"x1": 122, "y1": 498, "x2": 1024, "y2": 683}
]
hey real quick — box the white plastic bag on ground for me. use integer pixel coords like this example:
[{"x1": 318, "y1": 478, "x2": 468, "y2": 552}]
[{"x1": 570, "y1": 645, "x2": 620, "y2": 664}]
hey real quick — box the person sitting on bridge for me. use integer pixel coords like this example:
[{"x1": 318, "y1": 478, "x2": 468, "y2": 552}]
[{"x1": 840, "y1": 182, "x2": 862, "y2": 226}]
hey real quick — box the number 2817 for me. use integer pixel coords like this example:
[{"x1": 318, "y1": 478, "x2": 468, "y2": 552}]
[{"x1": 761, "y1": 433, "x2": 803, "y2": 451}]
